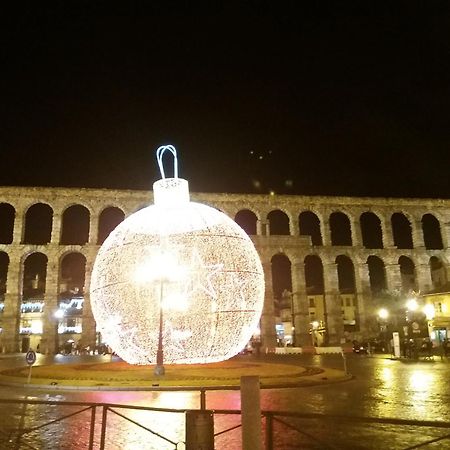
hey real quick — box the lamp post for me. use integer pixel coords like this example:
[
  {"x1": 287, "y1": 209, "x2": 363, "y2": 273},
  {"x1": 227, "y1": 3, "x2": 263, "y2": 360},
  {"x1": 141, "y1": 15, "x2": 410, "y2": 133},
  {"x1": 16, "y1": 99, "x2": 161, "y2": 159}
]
[
  {"x1": 377, "y1": 308, "x2": 389, "y2": 352},
  {"x1": 423, "y1": 303, "x2": 435, "y2": 345},
  {"x1": 154, "y1": 278, "x2": 165, "y2": 376},
  {"x1": 54, "y1": 308, "x2": 64, "y2": 354},
  {"x1": 311, "y1": 320, "x2": 319, "y2": 346},
  {"x1": 135, "y1": 248, "x2": 186, "y2": 376},
  {"x1": 282, "y1": 289, "x2": 296, "y2": 346}
]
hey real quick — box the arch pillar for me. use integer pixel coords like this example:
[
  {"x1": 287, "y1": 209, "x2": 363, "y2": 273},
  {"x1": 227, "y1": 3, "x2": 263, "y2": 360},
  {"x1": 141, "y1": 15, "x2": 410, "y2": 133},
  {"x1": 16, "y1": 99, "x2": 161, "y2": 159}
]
[
  {"x1": 260, "y1": 221, "x2": 270, "y2": 236},
  {"x1": 290, "y1": 260, "x2": 310, "y2": 347},
  {"x1": 12, "y1": 210, "x2": 24, "y2": 244},
  {"x1": 51, "y1": 213, "x2": 62, "y2": 244},
  {"x1": 354, "y1": 263, "x2": 373, "y2": 339},
  {"x1": 381, "y1": 218, "x2": 395, "y2": 248},
  {"x1": 385, "y1": 263, "x2": 402, "y2": 292},
  {"x1": 351, "y1": 218, "x2": 363, "y2": 247},
  {"x1": 411, "y1": 220, "x2": 425, "y2": 249},
  {"x1": 321, "y1": 219, "x2": 331, "y2": 246},
  {"x1": 256, "y1": 219, "x2": 262, "y2": 236},
  {"x1": 81, "y1": 255, "x2": 97, "y2": 349},
  {"x1": 1, "y1": 254, "x2": 21, "y2": 352},
  {"x1": 323, "y1": 262, "x2": 344, "y2": 345},
  {"x1": 89, "y1": 214, "x2": 99, "y2": 245},
  {"x1": 416, "y1": 263, "x2": 433, "y2": 293},
  {"x1": 260, "y1": 260, "x2": 277, "y2": 351},
  {"x1": 290, "y1": 216, "x2": 299, "y2": 237},
  {"x1": 40, "y1": 254, "x2": 59, "y2": 354},
  {"x1": 441, "y1": 222, "x2": 450, "y2": 249}
]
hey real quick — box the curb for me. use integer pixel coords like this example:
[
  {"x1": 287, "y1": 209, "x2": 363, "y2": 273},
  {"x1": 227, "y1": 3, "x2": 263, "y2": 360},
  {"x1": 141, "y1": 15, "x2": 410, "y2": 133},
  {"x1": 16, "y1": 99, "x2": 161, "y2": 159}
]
[
  {"x1": 0, "y1": 366, "x2": 352, "y2": 391},
  {"x1": 0, "y1": 373, "x2": 353, "y2": 391}
]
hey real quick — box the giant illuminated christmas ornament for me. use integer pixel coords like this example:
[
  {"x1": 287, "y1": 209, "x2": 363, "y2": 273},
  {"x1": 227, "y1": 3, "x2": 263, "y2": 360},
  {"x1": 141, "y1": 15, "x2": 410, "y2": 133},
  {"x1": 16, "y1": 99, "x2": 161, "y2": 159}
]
[{"x1": 90, "y1": 145, "x2": 265, "y2": 368}]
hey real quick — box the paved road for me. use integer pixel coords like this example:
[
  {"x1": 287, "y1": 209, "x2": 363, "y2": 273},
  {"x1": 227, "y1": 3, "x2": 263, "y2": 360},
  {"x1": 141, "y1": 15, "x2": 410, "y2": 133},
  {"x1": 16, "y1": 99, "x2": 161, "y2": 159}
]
[{"x1": 0, "y1": 353, "x2": 449, "y2": 449}]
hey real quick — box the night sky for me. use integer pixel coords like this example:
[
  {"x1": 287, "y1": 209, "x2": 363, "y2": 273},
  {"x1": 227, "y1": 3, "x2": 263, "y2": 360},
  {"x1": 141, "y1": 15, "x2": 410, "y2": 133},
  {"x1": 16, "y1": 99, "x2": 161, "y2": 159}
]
[{"x1": 2, "y1": 3, "x2": 450, "y2": 198}]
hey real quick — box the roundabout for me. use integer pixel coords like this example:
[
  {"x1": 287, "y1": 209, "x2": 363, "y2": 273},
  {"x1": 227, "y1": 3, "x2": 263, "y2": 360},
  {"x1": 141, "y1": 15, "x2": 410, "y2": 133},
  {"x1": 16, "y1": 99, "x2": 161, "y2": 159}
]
[{"x1": 0, "y1": 357, "x2": 349, "y2": 389}]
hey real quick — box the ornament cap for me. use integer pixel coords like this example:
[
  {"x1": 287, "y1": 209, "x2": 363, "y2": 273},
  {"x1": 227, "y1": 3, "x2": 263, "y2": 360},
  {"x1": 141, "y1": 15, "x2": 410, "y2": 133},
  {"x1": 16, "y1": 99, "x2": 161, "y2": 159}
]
[
  {"x1": 154, "y1": 145, "x2": 189, "y2": 206},
  {"x1": 153, "y1": 178, "x2": 190, "y2": 206}
]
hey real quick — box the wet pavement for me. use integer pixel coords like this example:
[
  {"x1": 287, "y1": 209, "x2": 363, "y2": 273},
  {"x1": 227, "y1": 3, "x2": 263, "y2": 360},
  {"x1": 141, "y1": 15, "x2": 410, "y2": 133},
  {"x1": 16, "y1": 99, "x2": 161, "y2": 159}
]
[{"x1": 0, "y1": 352, "x2": 449, "y2": 449}]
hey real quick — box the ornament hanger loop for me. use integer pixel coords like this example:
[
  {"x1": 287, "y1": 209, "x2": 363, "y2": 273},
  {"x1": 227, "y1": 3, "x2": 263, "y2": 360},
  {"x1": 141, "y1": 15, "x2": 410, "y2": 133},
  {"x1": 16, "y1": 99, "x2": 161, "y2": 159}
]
[{"x1": 156, "y1": 145, "x2": 178, "y2": 179}]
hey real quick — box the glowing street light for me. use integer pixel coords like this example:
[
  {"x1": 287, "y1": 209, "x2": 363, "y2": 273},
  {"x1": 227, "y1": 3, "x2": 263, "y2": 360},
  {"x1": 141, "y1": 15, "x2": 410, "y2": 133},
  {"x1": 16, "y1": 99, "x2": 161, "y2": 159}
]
[
  {"x1": 135, "y1": 248, "x2": 188, "y2": 376},
  {"x1": 423, "y1": 304, "x2": 435, "y2": 321},
  {"x1": 54, "y1": 309, "x2": 64, "y2": 319},
  {"x1": 406, "y1": 298, "x2": 419, "y2": 311},
  {"x1": 378, "y1": 308, "x2": 389, "y2": 320}
]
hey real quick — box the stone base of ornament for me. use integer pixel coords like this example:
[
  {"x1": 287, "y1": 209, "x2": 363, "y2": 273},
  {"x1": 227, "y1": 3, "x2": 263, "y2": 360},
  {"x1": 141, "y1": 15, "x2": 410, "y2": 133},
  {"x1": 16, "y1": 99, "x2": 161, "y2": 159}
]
[
  {"x1": 153, "y1": 364, "x2": 165, "y2": 376},
  {"x1": 0, "y1": 356, "x2": 351, "y2": 390}
]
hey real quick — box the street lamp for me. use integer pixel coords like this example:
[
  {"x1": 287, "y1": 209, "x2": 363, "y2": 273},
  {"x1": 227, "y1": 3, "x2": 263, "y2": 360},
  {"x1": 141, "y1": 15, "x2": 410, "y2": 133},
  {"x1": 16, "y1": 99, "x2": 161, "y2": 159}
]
[
  {"x1": 406, "y1": 298, "x2": 419, "y2": 311},
  {"x1": 135, "y1": 248, "x2": 187, "y2": 376},
  {"x1": 282, "y1": 289, "x2": 295, "y2": 346},
  {"x1": 423, "y1": 304, "x2": 435, "y2": 320},
  {"x1": 378, "y1": 308, "x2": 389, "y2": 320},
  {"x1": 377, "y1": 308, "x2": 390, "y2": 351},
  {"x1": 311, "y1": 321, "x2": 319, "y2": 346},
  {"x1": 54, "y1": 308, "x2": 64, "y2": 353}
]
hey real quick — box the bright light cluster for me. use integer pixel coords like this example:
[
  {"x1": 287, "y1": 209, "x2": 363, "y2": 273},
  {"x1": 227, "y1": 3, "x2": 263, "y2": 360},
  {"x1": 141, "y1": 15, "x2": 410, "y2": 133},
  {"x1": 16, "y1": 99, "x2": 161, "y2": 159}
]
[{"x1": 90, "y1": 151, "x2": 265, "y2": 365}]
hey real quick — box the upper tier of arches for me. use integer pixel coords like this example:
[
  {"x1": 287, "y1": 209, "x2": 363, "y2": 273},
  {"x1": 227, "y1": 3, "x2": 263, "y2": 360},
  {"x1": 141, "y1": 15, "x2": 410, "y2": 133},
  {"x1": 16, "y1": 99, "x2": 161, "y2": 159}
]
[
  {"x1": 233, "y1": 207, "x2": 446, "y2": 251},
  {"x1": 0, "y1": 187, "x2": 449, "y2": 252}
]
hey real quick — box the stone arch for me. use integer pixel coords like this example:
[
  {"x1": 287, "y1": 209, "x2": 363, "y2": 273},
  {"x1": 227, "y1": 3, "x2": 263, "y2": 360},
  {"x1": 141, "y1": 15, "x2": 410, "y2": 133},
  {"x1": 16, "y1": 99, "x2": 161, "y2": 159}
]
[
  {"x1": 398, "y1": 255, "x2": 417, "y2": 293},
  {"x1": 336, "y1": 255, "x2": 356, "y2": 293},
  {"x1": 98, "y1": 207, "x2": 125, "y2": 244},
  {"x1": 391, "y1": 212, "x2": 413, "y2": 249},
  {"x1": 430, "y1": 256, "x2": 448, "y2": 289},
  {"x1": 267, "y1": 210, "x2": 290, "y2": 235},
  {"x1": 22, "y1": 252, "x2": 48, "y2": 300},
  {"x1": 271, "y1": 253, "x2": 292, "y2": 342},
  {"x1": 0, "y1": 251, "x2": 9, "y2": 298},
  {"x1": 60, "y1": 205, "x2": 90, "y2": 245},
  {"x1": 23, "y1": 203, "x2": 53, "y2": 245},
  {"x1": 299, "y1": 211, "x2": 322, "y2": 245},
  {"x1": 422, "y1": 213, "x2": 443, "y2": 250},
  {"x1": 0, "y1": 203, "x2": 15, "y2": 244},
  {"x1": 271, "y1": 253, "x2": 292, "y2": 299},
  {"x1": 367, "y1": 255, "x2": 387, "y2": 294},
  {"x1": 60, "y1": 252, "x2": 87, "y2": 294},
  {"x1": 329, "y1": 212, "x2": 352, "y2": 246},
  {"x1": 304, "y1": 254, "x2": 324, "y2": 294},
  {"x1": 360, "y1": 211, "x2": 383, "y2": 249},
  {"x1": 235, "y1": 209, "x2": 258, "y2": 235}
]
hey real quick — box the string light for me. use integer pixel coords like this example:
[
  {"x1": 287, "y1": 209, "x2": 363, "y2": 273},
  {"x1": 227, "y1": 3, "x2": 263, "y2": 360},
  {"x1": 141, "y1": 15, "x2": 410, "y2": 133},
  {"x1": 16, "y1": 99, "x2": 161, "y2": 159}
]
[{"x1": 90, "y1": 145, "x2": 265, "y2": 365}]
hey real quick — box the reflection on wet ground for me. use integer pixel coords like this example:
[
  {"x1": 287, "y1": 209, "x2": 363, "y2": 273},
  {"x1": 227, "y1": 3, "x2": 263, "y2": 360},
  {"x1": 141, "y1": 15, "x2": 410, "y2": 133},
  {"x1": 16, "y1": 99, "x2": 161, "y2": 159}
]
[{"x1": 0, "y1": 353, "x2": 449, "y2": 448}]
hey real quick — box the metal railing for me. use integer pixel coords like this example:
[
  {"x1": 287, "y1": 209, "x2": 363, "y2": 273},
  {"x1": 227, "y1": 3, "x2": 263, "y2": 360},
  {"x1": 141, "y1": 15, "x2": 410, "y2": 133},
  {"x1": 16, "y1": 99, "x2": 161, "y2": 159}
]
[{"x1": 1, "y1": 396, "x2": 450, "y2": 449}]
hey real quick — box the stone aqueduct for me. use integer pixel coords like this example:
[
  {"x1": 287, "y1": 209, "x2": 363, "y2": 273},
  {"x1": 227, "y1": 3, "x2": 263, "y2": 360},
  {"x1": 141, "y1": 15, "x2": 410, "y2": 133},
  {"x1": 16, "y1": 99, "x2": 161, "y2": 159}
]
[{"x1": 0, "y1": 186, "x2": 449, "y2": 354}]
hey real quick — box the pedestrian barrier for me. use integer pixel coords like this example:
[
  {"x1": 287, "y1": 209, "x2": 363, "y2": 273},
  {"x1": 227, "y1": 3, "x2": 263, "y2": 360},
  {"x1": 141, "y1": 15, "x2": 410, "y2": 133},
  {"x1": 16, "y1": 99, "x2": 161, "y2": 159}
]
[
  {"x1": 1, "y1": 394, "x2": 450, "y2": 449},
  {"x1": 272, "y1": 346, "x2": 346, "y2": 355}
]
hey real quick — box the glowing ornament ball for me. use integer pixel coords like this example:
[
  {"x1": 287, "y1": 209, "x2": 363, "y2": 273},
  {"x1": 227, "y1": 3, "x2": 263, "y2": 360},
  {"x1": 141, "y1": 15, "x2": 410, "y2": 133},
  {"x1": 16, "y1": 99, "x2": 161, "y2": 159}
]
[{"x1": 90, "y1": 146, "x2": 265, "y2": 365}]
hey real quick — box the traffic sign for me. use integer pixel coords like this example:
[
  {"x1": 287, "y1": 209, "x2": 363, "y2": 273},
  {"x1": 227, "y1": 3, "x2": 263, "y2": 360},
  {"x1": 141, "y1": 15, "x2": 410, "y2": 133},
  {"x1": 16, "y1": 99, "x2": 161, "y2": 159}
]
[{"x1": 25, "y1": 350, "x2": 36, "y2": 366}]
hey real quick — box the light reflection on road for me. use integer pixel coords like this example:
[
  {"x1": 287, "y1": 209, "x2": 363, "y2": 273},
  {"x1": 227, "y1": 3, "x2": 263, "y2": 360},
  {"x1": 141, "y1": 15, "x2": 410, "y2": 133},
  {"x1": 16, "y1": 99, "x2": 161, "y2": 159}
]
[{"x1": 2, "y1": 354, "x2": 450, "y2": 449}]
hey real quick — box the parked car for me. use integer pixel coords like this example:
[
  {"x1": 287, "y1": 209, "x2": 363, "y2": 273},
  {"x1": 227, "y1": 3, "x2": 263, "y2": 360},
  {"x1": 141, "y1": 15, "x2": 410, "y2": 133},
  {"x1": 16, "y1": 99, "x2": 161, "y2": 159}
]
[
  {"x1": 368, "y1": 338, "x2": 388, "y2": 353},
  {"x1": 352, "y1": 341, "x2": 368, "y2": 354}
]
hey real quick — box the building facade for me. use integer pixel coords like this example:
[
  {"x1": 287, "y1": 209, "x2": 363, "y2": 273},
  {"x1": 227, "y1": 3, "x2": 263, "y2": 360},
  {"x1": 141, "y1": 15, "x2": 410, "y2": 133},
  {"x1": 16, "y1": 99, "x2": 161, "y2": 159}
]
[{"x1": 0, "y1": 186, "x2": 449, "y2": 354}]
